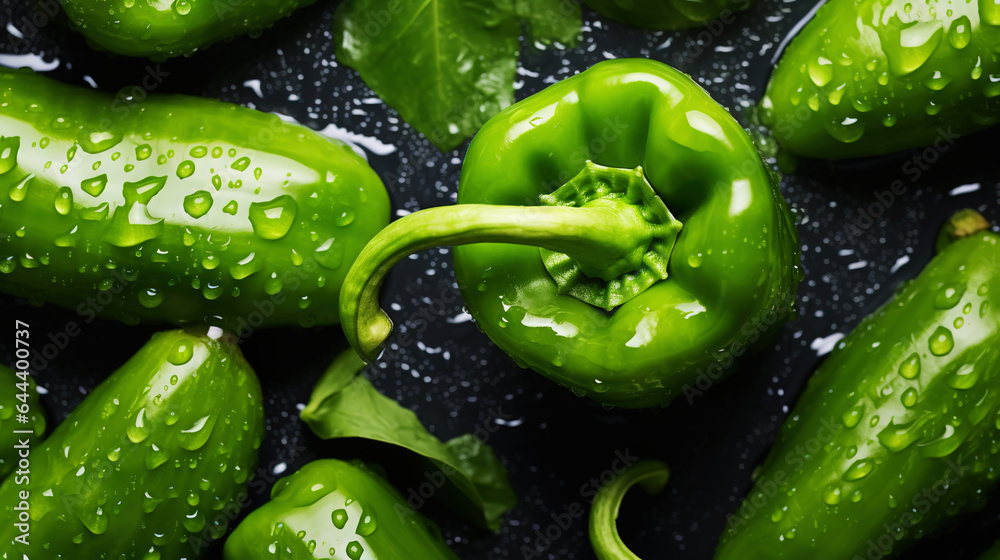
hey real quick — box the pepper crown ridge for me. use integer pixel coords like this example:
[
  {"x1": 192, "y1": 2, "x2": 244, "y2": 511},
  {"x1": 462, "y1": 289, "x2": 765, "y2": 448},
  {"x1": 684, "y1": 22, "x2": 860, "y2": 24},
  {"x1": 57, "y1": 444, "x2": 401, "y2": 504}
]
[{"x1": 340, "y1": 162, "x2": 684, "y2": 363}]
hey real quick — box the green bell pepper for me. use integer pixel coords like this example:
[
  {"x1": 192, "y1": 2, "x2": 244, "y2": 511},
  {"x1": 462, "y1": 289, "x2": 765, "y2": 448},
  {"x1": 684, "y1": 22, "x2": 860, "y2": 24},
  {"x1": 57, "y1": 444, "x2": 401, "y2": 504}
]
[
  {"x1": 0, "y1": 67, "x2": 389, "y2": 332},
  {"x1": 340, "y1": 58, "x2": 801, "y2": 408},
  {"x1": 59, "y1": 0, "x2": 317, "y2": 60},
  {"x1": 759, "y1": 0, "x2": 1000, "y2": 158},
  {"x1": 586, "y1": 0, "x2": 751, "y2": 30},
  {"x1": 0, "y1": 364, "x2": 46, "y2": 479},
  {"x1": 0, "y1": 327, "x2": 264, "y2": 559},
  {"x1": 712, "y1": 210, "x2": 1000, "y2": 558},
  {"x1": 224, "y1": 459, "x2": 459, "y2": 559}
]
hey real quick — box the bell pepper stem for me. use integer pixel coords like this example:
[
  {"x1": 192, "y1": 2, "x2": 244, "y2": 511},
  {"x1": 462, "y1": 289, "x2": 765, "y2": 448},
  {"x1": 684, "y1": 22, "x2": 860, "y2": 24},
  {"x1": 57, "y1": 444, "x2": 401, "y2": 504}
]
[
  {"x1": 340, "y1": 202, "x2": 672, "y2": 362},
  {"x1": 588, "y1": 459, "x2": 670, "y2": 560}
]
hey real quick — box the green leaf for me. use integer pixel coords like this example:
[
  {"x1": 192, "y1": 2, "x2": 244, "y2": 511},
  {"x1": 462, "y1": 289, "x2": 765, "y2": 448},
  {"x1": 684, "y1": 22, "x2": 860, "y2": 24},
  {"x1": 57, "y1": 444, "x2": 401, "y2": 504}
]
[
  {"x1": 508, "y1": 0, "x2": 583, "y2": 44},
  {"x1": 333, "y1": 0, "x2": 581, "y2": 151},
  {"x1": 301, "y1": 350, "x2": 518, "y2": 531}
]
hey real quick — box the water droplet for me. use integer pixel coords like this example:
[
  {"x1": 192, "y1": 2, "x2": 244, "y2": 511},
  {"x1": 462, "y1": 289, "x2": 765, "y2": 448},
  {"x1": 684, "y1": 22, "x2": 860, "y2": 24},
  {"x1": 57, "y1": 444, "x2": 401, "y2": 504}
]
[
  {"x1": 929, "y1": 326, "x2": 954, "y2": 356},
  {"x1": 336, "y1": 210, "x2": 355, "y2": 226},
  {"x1": 222, "y1": 200, "x2": 238, "y2": 215},
  {"x1": 901, "y1": 387, "x2": 917, "y2": 408},
  {"x1": 231, "y1": 156, "x2": 251, "y2": 171},
  {"x1": 211, "y1": 175, "x2": 222, "y2": 190},
  {"x1": 0, "y1": 136, "x2": 20, "y2": 174},
  {"x1": 346, "y1": 541, "x2": 364, "y2": 560},
  {"x1": 54, "y1": 186, "x2": 73, "y2": 215},
  {"x1": 80, "y1": 130, "x2": 123, "y2": 154},
  {"x1": 843, "y1": 458, "x2": 874, "y2": 481},
  {"x1": 264, "y1": 273, "x2": 283, "y2": 295},
  {"x1": 190, "y1": 146, "x2": 208, "y2": 158},
  {"x1": 176, "y1": 160, "x2": 195, "y2": 179},
  {"x1": 174, "y1": 0, "x2": 191, "y2": 14},
  {"x1": 824, "y1": 116, "x2": 865, "y2": 143},
  {"x1": 184, "y1": 190, "x2": 214, "y2": 218},
  {"x1": 842, "y1": 403, "x2": 864, "y2": 428},
  {"x1": 249, "y1": 195, "x2": 297, "y2": 240},
  {"x1": 981, "y1": 300, "x2": 991, "y2": 318},
  {"x1": 822, "y1": 485, "x2": 842, "y2": 505},
  {"x1": 8, "y1": 173, "x2": 31, "y2": 201},
  {"x1": 356, "y1": 510, "x2": 377, "y2": 536},
  {"x1": 332, "y1": 509, "x2": 349, "y2": 529},
  {"x1": 169, "y1": 341, "x2": 194, "y2": 365},
  {"x1": 135, "y1": 144, "x2": 152, "y2": 160},
  {"x1": 107, "y1": 448, "x2": 121, "y2": 462},
  {"x1": 949, "y1": 16, "x2": 972, "y2": 48},
  {"x1": 82, "y1": 174, "x2": 108, "y2": 197},
  {"x1": 923, "y1": 70, "x2": 952, "y2": 91},
  {"x1": 138, "y1": 287, "x2": 165, "y2": 309},
  {"x1": 127, "y1": 408, "x2": 150, "y2": 443},
  {"x1": 146, "y1": 443, "x2": 169, "y2": 469},
  {"x1": 894, "y1": 22, "x2": 943, "y2": 75},
  {"x1": 899, "y1": 353, "x2": 921, "y2": 379},
  {"x1": 229, "y1": 252, "x2": 263, "y2": 280},
  {"x1": 315, "y1": 237, "x2": 345, "y2": 269},
  {"x1": 178, "y1": 415, "x2": 217, "y2": 451},
  {"x1": 947, "y1": 362, "x2": 979, "y2": 390}
]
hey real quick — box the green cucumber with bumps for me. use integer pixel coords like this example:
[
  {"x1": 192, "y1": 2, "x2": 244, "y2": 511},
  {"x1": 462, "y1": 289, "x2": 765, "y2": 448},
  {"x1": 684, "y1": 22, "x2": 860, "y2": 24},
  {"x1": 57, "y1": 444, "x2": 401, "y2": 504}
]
[
  {"x1": 0, "y1": 67, "x2": 389, "y2": 331},
  {"x1": 0, "y1": 327, "x2": 264, "y2": 558}
]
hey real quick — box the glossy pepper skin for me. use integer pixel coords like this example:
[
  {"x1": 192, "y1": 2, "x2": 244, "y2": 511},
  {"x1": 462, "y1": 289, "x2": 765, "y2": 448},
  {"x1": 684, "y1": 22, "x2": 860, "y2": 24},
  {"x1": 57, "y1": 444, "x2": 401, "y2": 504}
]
[
  {"x1": 982, "y1": 541, "x2": 1000, "y2": 559},
  {"x1": 716, "y1": 220, "x2": 1000, "y2": 558},
  {"x1": 224, "y1": 459, "x2": 459, "y2": 559},
  {"x1": 0, "y1": 364, "x2": 46, "y2": 478},
  {"x1": 59, "y1": 0, "x2": 317, "y2": 60},
  {"x1": 0, "y1": 328, "x2": 264, "y2": 559},
  {"x1": 760, "y1": 0, "x2": 1000, "y2": 158},
  {"x1": 341, "y1": 59, "x2": 801, "y2": 408},
  {"x1": 586, "y1": 0, "x2": 751, "y2": 30},
  {"x1": 0, "y1": 67, "x2": 389, "y2": 331}
]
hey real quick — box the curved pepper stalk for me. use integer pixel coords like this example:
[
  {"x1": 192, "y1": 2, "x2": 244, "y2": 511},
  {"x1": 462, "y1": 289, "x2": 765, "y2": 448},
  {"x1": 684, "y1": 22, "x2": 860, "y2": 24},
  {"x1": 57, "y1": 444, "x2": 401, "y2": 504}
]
[
  {"x1": 341, "y1": 59, "x2": 801, "y2": 408},
  {"x1": 589, "y1": 459, "x2": 669, "y2": 560},
  {"x1": 341, "y1": 161, "x2": 684, "y2": 363}
]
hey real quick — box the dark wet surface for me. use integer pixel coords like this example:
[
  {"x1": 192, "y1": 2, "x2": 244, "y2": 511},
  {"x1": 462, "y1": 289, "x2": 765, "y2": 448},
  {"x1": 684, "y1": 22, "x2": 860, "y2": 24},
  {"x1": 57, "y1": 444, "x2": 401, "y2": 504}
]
[{"x1": 1, "y1": 0, "x2": 999, "y2": 557}]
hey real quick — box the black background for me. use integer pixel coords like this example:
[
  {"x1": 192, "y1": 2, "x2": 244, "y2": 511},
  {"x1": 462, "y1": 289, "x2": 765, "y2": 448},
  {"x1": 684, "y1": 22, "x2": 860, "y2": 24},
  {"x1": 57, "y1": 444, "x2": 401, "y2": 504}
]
[{"x1": 1, "y1": 0, "x2": 1000, "y2": 558}]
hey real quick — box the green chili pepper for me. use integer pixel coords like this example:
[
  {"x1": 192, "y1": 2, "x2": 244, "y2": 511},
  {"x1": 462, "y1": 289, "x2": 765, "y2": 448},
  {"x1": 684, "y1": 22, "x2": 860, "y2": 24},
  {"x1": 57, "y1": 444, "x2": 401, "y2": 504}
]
[
  {"x1": 712, "y1": 210, "x2": 1000, "y2": 559},
  {"x1": 340, "y1": 58, "x2": 801, "y2": 408},
  {"x1": 981, "y1": 541, "x2": 1000, "y2": 559},
  {"x1": 0, "y1": 327, "x2": 264, "y2": 559},
  {"x1": 759, "y1": 0, "x2": 1000, "y2": 158},
  {"x1": 59, "y1": 0, "x2": 317, "y2": 60},
  {"x1": 0, "y1": 67, "x2": 389, "y2": 331},
  {"x1": 224, "y1": 459, "x2": 459, "y2": 559},
  {"x1": 0, "y1": 364, "x2": 46, "y2": 479},
  {"x1": 586, "y1": 0, "x2": 751, "y2": 30}
]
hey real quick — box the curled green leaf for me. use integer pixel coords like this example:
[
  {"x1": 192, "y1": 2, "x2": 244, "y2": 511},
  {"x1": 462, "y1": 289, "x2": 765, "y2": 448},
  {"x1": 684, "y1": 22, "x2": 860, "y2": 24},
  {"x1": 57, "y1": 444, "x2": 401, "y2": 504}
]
[{"x1": 301, "y1": 349, "x2": 518, "y2": 531}]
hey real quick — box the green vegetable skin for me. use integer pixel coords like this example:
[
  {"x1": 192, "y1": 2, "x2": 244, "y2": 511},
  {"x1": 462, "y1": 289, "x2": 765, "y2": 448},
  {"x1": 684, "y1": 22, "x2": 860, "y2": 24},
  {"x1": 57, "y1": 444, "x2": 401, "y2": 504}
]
[
  {"x1": 0, "y1": 328, "x2": 264, "y2": 558},
  {"x1": 0, "y1": 67, "x2": 389, "y2": 330},
  {"x1": 341, "y1": 58, "x2": 801, "y2": 408},
  {"x1": 760, "y1": 0, "x2": 1000, "y2": 158},
  {"x1": 715, "y1": 220, "x2": 1000, "y2": 558},
  {"x1": 59, "y1": 0, "x2": 317, "y2": 59},
  {"x1": 0, "y1": 364, "x2": 46, "y2": 478},
  {"x1": 225, "y1": 459, "x2": 459, "y2": 559},
  {"x1": 586, "y1": 0, "x2": 751, "y2": 29},
  {"x1": 982, "y1": 541, "x2": 1000, "y2": 559}
]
